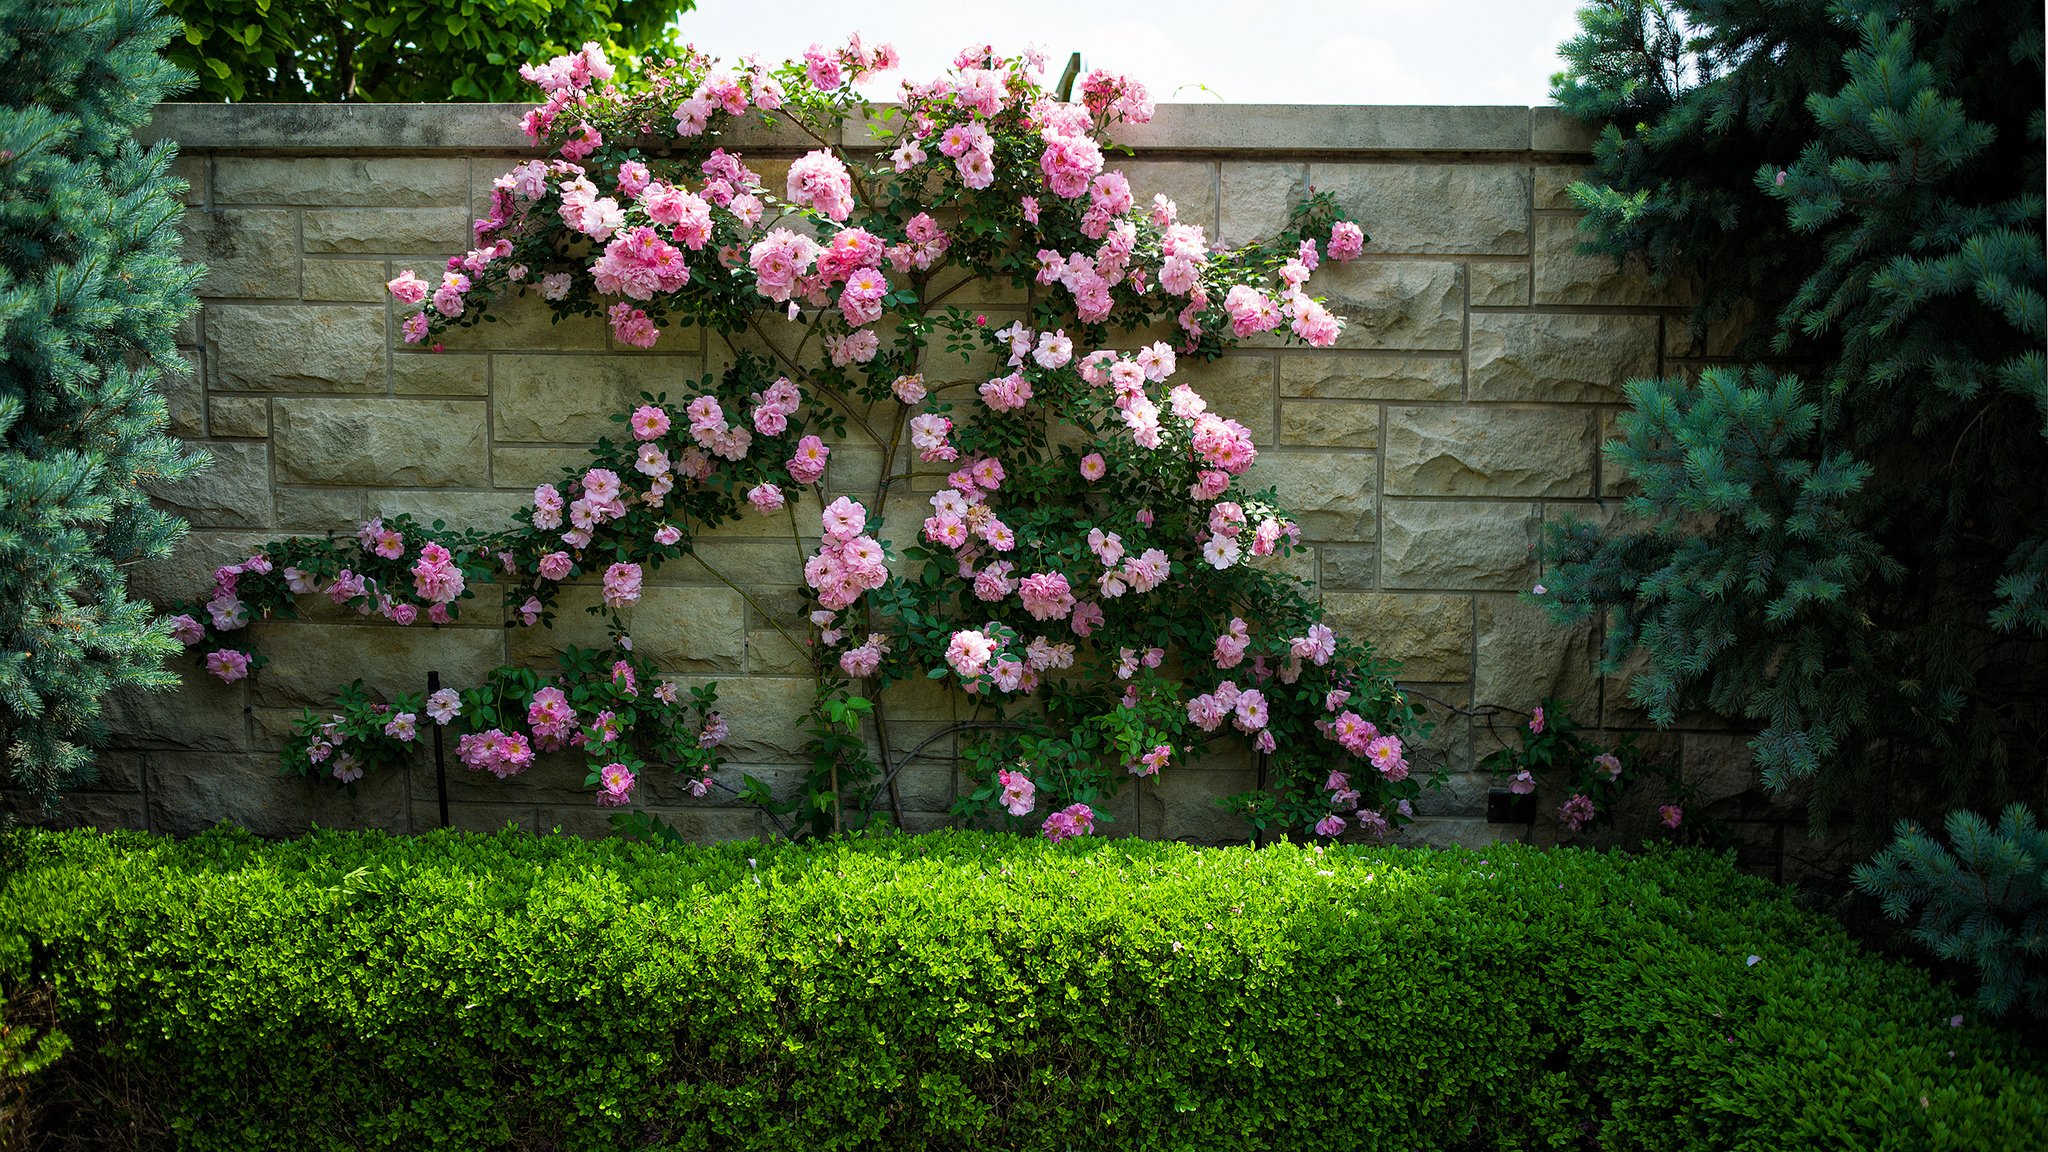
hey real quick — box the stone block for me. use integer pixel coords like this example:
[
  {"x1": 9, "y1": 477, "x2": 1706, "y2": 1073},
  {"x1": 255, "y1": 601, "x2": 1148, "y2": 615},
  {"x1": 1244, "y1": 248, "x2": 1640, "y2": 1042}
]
[
  {"x1": 491, "y1": 445, "x2": 592, "y2": 489},
  {"x1": 393, "y1": 352, "x2": 489, "y2": 396},
  {"x1": 671, "y1": 675, "x2": 815, "y2": 761},
  {"x1": 747, "y1": 627, "x2": 812, "y2": 675},
  {"x1": 1279, "y1": 401, "x2": 1379, "y2": 449},
  {"x1": 1280, "y1": 353, "x2": 1461, "y2": 401},
  {"x1": 1306, "y1": 261, "x2": 1464, "y2": 351},
  {"x1": 1244, "y1": 450, "x2": 1376, "y2": 542},
  {"x1": 370, "y1": 489, "x2": 529, "y2": 529},
  {"x1": 277, "y1": 486, "x2": 367, "y2": 531},
  {"x1": 126, "y1": 528, "x2": 277, "y2": 605},
  {"x1": 434, "y1": 289, "x2": 608, "y2": 351},
  {"x1": 303, "y1": 208, "x2": 471, "y2": 254},
  {"x1": 303, "y1": 259, "x2": 391, "y2": 302},
  {"x1": 1683, "y1": 732, "x2": 1763, "y2": 805},
  {"x1": 1469, "y1": 261, "x2": 1531, "y2": 307},
  {"x1": 427, "y1": 802, "x2": 538, "y2": 835},
  {"x1": 104, "y1": 663, "x2": 249, "y2": 752},
  {"x1": 1534, "y1": 165, "x2": 1589, "y2": 210},
  {"x1": 180, "y1": 209, "x2": 298, "y2": 299},
  {"x1": 1393, "y1": 816, "x2": 1524, "y2": 850},
  {"x1": 1469, "y1": 312, "x2": 1659, "y2": 403},
  {"x1": 3, "y1": 790, "x2": 147, "y2": 832},
  {"x1": 1662, "y1": 298, "x2": 1759, "y2": 358},
  {"x1": 208, "y1": 305, "x2": 387, "y2": 394},
  {"x1": 1320, "y1": 545, "x2": 1377, "y2": 590},
  {"x1": 1472, "y1": 593, "x2": 1599, "y2": 715},
  {"x1": 507, "y1": 584, "x2": 744, "y2": 673},
  {"x1": 1382, "y1": 406, "x2": 1594, "y2": 498},
  {"x1": 148, "y1": 751, "x2": 409, "y2": 837},
  {"x1": 165, "y1": 349, "x2": 205, "y2": 438},
  {"x1": 169, "y1": 154, "x2": 206, "y2": 205},
  {"x1": 1320, "y1": 592, "x2": 1473, "y2": 682},
  {"x1": 1217, "y1": 162, "x2": 1303, "y2": 246},
  {"x1": 146, "y1": 440, "x2": 271, "y2": 529},
  {"x1": 1177, "y1": 354, "x2": 1275, "y2": 443},
  {"x1": 213, "y1": 157, "x2": 470, "y2": 206},
  {"x1": 274, "y1": 399, "x2": 486, "y2": 487},
  {"x1": 1402, "y1": 683, "x2": 1473, "y2": 781},
  {"x1": 1120, "y1": 160, "x2": 1218, "y2": 235},
  {"x1": 207, "y1": 396, "x2": 269, "y2": 439},
  {"x1": 1308, "y1": 163, "x2": 1530, "y2": 255},
  {"x1": 1530, "y1": 107, "x2": 1597, "y2": 152},
  {"x1": 244, "y1": 620, "x2": 506, "y2": 709},
  {"x1": 1599, "y1": 409, "x2": 1634, "y2": 498},
  {"x1": 1381, "y1": 501, "x2": 1539, "y2": 591},
  {"x1": 1412, "y1": 770, "x2": 1493, "y2": 819},
  {"x1": 85, "y1": 750, "x2": 147, "y2": 793},
  {"x1": 494, "y1": 354, "x2": 699, "y2": 443},
  {"x1": 1533, "y1": 215, "x2": 1697, "y2": 306},
  {"x1": 668, "y1": 542, "x2": 809, "y2": 592},
  {"x1": 1154, "y1": 766, "x2": 1258, "y2": 844}
]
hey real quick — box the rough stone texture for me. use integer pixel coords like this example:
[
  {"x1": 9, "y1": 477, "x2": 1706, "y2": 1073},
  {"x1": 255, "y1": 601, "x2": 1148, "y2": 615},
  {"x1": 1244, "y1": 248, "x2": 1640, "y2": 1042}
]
[
  {"x1": 508, "y1": 585, "x2": 745, "y2": 673},
  {"x1": 181, "y1": 209, "x2": 298, "y2": 298},
  {"x1": 1244, "y1": 450, "x2": 1376, "y2": 542},
  {"x1": 81, "y1": 104, "x2": 1756, "y2": 853},
  {"x1": 1309, "y1": 164, "x2": 1530, "y2": 255},
  {"x1": 1533, "y1": 215, "x2": 1697, "y2": 307},
  {"x1": 494, "y1": 355, "x2": 696, "y2": 443},
  {"x1": 1178, "y1": 354, "x2": 1276, "y2": 443},
  {"x1": 1472, "y1": 594, "x2": 1599, "y2": 714},
  {"x1": 1120, "y1": 161, "x2": 1218, "y2": 236},
  {"x1": 245, "y1": 621, "x2": 506, "y2": 709},
  {"x1": 434, "y1": 290, "x2": 608, "y2": 351},
  {"x1": 275, "y1": 399, "x2": 487, "y2": 487},
  {"x1": 1280, "y1": 401, "x2": 1379, "y2": 449},
  {"x1": 1312, "y1": 261, "x2": 1465, "y2": 351},
  {"x1": 1217, "y1": 162, "x2": 1304, "y2": 246},
  {"x1": 208, "y1": 305, "x2": 387, "y2": 393},
  {"x1": 1320, "y1": 592, "x2": 1473, "y2": 682},
  {"x1": 394, "y1": 352, "x2": 489, "y2": 396},
  {"x1": 302, "y1": 259, "x2": 390, "y2": 302},
  {"x1": 1469, "y1": 262, "x2": 1531, "y2": 307},
  {"x1": 303, "y1": 208, "x2": 471, "y2": 254},
  {"x1": 214, "y1": 157, "x2": 469, "y2": 205},
  {"x1": 1469, "y1": 312, "x2": 1660, "y2": 403},
  {"x1": 1280, "y1": 353, "x2": 1461, "y2": 402},
  {"x1": 146, "y1": 440, "x2": 272, "y2": 529},
  {"x1": 207, "y1": 396, "x2": 269, "y2": 439},
  {"x1": 1381, "y1": 501, "x2": 1540, "y2": 591},
  {"x1": 1382, "y1": 406, "x2": 1594, "y2": 497}
]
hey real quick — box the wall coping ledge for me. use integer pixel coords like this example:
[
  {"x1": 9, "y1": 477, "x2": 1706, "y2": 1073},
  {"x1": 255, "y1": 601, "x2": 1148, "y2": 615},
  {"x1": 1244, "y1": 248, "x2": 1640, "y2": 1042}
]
[{"x1": 145, "y1": 102, "x2": 1597, "y2": 156}]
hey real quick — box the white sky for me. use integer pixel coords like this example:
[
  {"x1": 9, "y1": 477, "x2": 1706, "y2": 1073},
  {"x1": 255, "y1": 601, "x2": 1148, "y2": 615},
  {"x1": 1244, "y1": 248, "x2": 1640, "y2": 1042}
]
[{"x1": 672, "y1": 0, "x2": 1588, "y2": 106}]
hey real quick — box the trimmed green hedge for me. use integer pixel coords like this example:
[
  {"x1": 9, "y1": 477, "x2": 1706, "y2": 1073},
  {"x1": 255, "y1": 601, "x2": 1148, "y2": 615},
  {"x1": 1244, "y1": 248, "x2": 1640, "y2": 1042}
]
[{"x1": 1, "y1": 828, "x2": 2041, "y2": 1150}]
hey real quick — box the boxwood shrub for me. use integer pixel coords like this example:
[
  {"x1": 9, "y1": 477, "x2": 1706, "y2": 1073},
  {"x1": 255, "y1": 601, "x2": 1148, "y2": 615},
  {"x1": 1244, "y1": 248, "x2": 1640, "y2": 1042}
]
[{"x1": 1, "y1": 828, "x2": 2041, "y2": 1150}]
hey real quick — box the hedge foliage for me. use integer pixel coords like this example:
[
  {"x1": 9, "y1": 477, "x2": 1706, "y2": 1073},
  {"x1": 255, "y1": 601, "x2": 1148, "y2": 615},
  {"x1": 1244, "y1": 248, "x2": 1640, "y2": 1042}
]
[{"x1": 1, "y1": 829, "x2": 2041, "y2": 1150}]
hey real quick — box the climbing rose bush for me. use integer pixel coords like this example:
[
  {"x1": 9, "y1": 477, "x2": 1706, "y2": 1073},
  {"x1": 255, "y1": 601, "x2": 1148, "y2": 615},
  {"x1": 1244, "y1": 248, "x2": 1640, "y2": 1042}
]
[{"x1": 166, "y1": 37, "x2": 1432, "y2": 842}]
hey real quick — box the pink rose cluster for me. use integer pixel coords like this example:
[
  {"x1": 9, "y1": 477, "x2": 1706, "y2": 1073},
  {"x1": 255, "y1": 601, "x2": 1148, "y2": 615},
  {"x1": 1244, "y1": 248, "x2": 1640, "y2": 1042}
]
[
  {"x1": 803, "y1": 497, "x2": 888, "y2": 610},
  {"x1": 527, "y1": 686, "x2": 579, "y2": 751},
  {"x1": 304, "y1": 717, "x2": 361, "y2": 783},
  {"x1": 997, "y1": 768, "x2": 1036, "y2": 816},
  {"x1": 458, "y1": 728, "x2": 534, "y2": 779},
  {"x1": 1185, "y1": 680, "x2": 1274, "y2": 752},
  {"x1": 1041, "y1": 802, "x2": 1095, "y2": 843},
  {"x1": 1322, "y1": 704, "x2": 1409, "y2": 782}
]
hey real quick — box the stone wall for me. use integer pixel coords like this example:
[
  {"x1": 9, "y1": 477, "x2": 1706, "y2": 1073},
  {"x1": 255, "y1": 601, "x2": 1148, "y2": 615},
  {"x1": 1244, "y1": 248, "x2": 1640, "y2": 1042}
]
[{"x1": 24, "y1": 102, "x2": 1799, "y2": 863}]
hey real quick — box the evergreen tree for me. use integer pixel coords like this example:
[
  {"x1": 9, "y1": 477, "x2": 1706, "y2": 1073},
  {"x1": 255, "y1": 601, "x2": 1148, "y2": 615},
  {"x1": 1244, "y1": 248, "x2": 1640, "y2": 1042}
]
[
  {"x1": 0, "y1": 0, "x2": 204, "y2": 808},
  {"x1": 1543, "y1": 0, "x2": 2046, "y2": 827},
  {"x1": 1853, "y1": 804, "x2": 2047, "y2": 1018}
]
